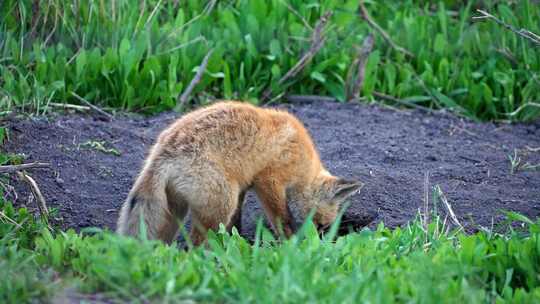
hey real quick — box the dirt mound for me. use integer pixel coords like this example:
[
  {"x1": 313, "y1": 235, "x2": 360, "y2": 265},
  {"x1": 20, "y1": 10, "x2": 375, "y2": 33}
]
[{"x1": 3, "y1": 102, "x2": 540, "y2": 238}]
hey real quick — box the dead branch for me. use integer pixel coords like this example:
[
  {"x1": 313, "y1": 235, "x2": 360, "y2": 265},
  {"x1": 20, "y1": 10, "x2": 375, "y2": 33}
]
[
  {"x1": 176, "y1": 48, "x2": 214, "y2": 111},
  {"x1": 262, "y1": 11, "x2": 333, "y2": 102},
  {"x1": 347, "y1": 34, "x2": 375, "y2": 101},
  {"x1": 495, "y1": 47, "x2": 518, "y2": 67},
  {"x1": 0, "y1": 162, "x2": 50, "y2": 174},
  {"x1": 372, "y1": 91, "x2": 436, "y2": 113},
  {"x1": 70, "y1": 91, "x2": 114, "y2": 120},
  {"x1": 163, "y1": 0, "x2": 216, "y2": 43},
  {"x1": 285, "y1": 94, "x2": 338, "y2": 104},
  {"x1": 525, "y1": 146, "x2": 540, "y2": 153},
  {"x1": 282, "y1": 1, "x2": 313, "y2": 31},
  {"x1": 43, "y1": 6, "x2": 58, "y2": 46},
  {"x1": 284, "y1": 92, "x2": 430, "y2": 109},
  {"x1": 359, "y1": 3, "x2": 414, "y2": 58},
  {"x1": 0, "y1": 210, "x2": 22, "y2": 228},
  {"x1": 17, "y1": 172, "x2": 50, "y2": 221},
  {"x1": 48, "y1": 102, "x2": 91, "y2": 111},
  {"x1": 473, "y1": 9, "x2": 540, "y2": 46}
]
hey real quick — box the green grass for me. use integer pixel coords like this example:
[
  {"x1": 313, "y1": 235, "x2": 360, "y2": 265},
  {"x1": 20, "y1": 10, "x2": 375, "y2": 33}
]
[
  {"x1": 1, "y1": 196, "x2": 540, "y2": 303},
  {"x1": 1, "y1": 0, "x2": 539, "y2": 121}
]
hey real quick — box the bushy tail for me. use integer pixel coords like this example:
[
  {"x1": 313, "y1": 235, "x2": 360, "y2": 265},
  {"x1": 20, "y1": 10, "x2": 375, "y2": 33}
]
[{"x1": 116, "y1": 166, "x2": 179, "y2": 243}]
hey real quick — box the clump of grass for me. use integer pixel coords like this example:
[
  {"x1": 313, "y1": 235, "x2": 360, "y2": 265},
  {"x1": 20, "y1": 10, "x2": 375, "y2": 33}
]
[
  {"x1": 0, "y1": 199, "x2": 54, "y2": 303},
  {"x1": 508, "y1": 148, "x2": 540, "y2": 174},
  {"x1": 1, "y1": 1, "x2": 539, "y2": 121}
]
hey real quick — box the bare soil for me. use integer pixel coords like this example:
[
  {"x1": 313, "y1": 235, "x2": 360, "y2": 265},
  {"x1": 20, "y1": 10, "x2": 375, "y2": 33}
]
[{"x1": 2, "y1": 101, "x2": 540, "y2": 239}]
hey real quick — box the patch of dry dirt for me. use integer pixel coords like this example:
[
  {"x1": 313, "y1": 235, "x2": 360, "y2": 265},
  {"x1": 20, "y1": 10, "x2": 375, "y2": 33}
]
[{"x1": 3, "y1": 101, "x2": 540, "y2": 238}]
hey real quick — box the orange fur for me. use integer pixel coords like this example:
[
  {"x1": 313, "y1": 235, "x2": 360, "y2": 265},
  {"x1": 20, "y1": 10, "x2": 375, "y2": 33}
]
[{"x1": 116, "y1": 101, "x2": 363, "y2": 245}]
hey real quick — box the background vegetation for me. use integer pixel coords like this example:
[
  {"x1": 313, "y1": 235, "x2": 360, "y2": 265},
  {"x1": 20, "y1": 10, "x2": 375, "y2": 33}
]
[{"x1": 1, "y1": 0, "x2": 539, "y2": 120}]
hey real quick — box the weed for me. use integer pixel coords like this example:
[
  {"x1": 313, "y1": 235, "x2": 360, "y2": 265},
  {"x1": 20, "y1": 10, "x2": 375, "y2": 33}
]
[
  {"x1": 79, "y1": 140, "x2": 121, "y2": 156},
  {"x1": 0, "y1": 153, "x2": 26, "y2": 166},
  {"x1": 508, "y1": 148, "x2": 540, "y2": 174}
]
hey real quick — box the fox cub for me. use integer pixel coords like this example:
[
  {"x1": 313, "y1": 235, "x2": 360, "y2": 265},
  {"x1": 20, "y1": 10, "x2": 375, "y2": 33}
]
[{"x1": 116, "y1": 101, "x2": 363, "y2": 245}]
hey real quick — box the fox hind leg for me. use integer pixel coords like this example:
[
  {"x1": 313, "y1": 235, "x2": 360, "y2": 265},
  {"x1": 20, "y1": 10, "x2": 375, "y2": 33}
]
[
  {"x1": 163, "y1": 182, "x2": 190, "y2": 241},
  {"x1": 227, "y1": 189, "x2": 246, "y2": 234},
  {"x1": 189, "y1": 183, "x2": 240, "y2": 246},
  {"x1": 116, "y1": 189, "x2": 179, "y2": 243},
  {"x1": 117, "y1": 166, "x2": 184, "y2": 244}
]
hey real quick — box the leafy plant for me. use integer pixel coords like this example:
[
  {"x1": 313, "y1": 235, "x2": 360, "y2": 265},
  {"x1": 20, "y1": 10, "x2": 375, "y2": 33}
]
[
  {"x1": 79, "y1": 140, "x2": 121, "y2": 156},
  {"x1": 0, "y1": 1, "x2": 538, "y2": 121}
]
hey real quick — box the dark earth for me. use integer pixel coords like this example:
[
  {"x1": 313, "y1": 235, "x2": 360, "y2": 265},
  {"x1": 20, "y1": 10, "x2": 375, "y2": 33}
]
[{"x1": 2, "y1": 101, "x2": 540, "y2": 239}]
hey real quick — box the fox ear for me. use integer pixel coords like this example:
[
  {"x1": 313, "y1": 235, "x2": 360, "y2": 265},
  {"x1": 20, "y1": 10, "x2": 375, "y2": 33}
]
[{"x1": 330, "y1": 178, "x2": 363, "y2": 204}]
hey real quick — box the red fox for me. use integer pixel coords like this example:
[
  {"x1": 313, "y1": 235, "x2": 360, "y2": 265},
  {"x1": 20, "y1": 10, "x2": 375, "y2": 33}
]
[{"x1": 116, "y1": 101, "x2": 363, "y2": 245}]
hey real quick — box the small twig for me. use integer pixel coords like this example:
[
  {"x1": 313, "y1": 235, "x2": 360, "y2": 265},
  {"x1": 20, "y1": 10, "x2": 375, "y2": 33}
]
[
  {"x1": 160, "y1": 0, "x2": 216, "y2": 44},
  {"x1": 283, "y1": 11, "x2": 331, "y2": 82},
  {"x1": 48, "y1": 102, "x2": 91, "y2": 111},
  {"x1": 143, "y1": 0, "x2": 164, "y2": 29},
  {"x1": 0, "y1": 162, "x2": 50, "y2": 174},
  {"x1": 359, "y1": 3, "x2": 414, "y2": 58},
  {"x1": 0, "y1": 210, "x2": 22, "y2": 229},
  {"x1": 372, "y1": 91, "x2": 436, "y2": 113},
  {"x1": 505, "y1": 102, "x2": 540, "y2": 118},
  {"x1": 435, "y1": 185, "x2": 463, "y2": 230},
  {"x1": 28, "y1": 1, "x2": 42, "y2": 41},
  {"x1": 262, "y1": 11, "x2": 332, "y2": 102},
  {"x1": 449, "y1": 122, "x2": 479, "y2": 138},
  {"x1": 158, "y1": 36, "x2": 205, "y2": 55},
  {"x1": 473, "y1": 9, "x2": 540, "y2": 46},
  {"x1": 43, "y1": 7, "x2": 58, "y2": 47},
  {"x1": 525, "y1": 146, "x2": 540, "y2": 153},
  {"x1": 285, "y1": 95, "x2": 338, "y2": 104},
  {"x1": 70, "y1": 91, "x2": 114, "y2": 120},
  {"x1": 495, "y1": 47, "x2": 518, "y2": 67},
  {"x1": 281, "y1": 1, "x2": 312, "y2": 30},
  {"x1": 17, "y1": 172, "x2": 50, "y2": 223},
  {"x1": 347, "y1": 34, "x2": 375, "y2": 101},
  {"x1": 423, "y1": 171, "x2": 430, "y2": 230},
  {"x1": 265, "y1": 92, "x2": 287, "y2": 106},
  {"x1": 176, "y1": 48, "x2": 214, "y2": 111},
  {"x1": 66, "y1": 49, "x2": 82, "y2": 66}
]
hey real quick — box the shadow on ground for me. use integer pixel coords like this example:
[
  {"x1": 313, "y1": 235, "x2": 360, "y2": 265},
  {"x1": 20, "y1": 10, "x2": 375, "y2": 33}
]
[{"x1": 3, "y1": 101, "x2": 540, "y2": 238}]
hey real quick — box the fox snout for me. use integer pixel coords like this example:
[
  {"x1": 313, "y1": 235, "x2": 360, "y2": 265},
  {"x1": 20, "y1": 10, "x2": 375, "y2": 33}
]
[{"x1": 311, "y1": 177, "x2": 364, "y2": 233}]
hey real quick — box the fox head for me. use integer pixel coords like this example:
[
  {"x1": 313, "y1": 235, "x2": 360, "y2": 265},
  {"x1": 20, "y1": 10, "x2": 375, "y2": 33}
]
[{"x1": 293, "y1": 171, "x2": 363, "y2": 232}]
